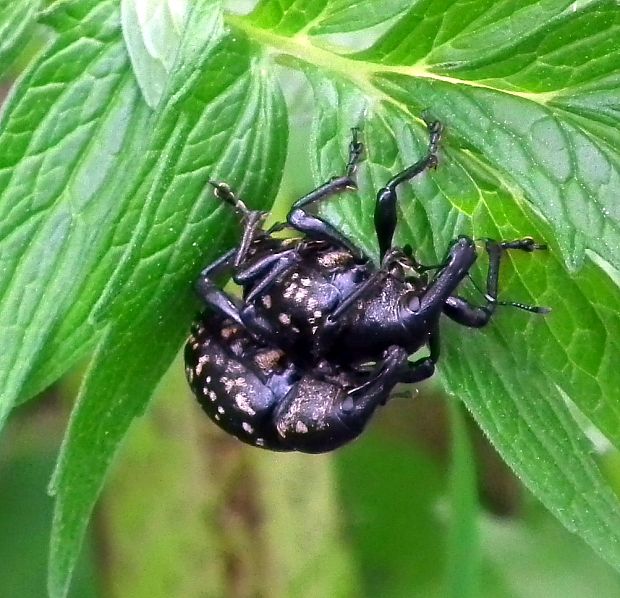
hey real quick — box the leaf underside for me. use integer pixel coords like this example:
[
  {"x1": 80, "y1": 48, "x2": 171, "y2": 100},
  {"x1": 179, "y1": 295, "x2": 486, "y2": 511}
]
[{"x1": 0, "y1": 0, "x2": 618, "y2": 595}]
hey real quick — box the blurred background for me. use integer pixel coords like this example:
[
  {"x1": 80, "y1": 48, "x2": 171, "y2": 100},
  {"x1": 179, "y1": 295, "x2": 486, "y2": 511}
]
[{"x1": 4, "y1": 360, "x2": 620, "y2": 597}]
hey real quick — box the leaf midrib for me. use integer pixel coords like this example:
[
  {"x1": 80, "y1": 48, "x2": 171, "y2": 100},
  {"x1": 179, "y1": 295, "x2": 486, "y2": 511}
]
[{"x1": 225, "y1": 13, "x2": 558, "y2": 107}]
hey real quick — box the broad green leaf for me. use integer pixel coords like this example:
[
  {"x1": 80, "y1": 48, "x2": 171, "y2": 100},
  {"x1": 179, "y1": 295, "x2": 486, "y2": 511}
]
[
  {"x1": 0, "y1": 0, "x2": 41, "y2": 74},
  {"x1": 247, "y1": 0, "x2": 412, "y2": 34},
  {"x1": 303, "y1": 74, "x2": 620, "y2": 568},
  {"x1": 227, "y1": 0, "x2": 620, "y2": 571},
  {"x1": 0, "y1": 0, "x2": 148, "y2": 425},
  {"x1": 248, "y1": 0, "x2": 330, "y2": 34},
  {"x1": 46, "y1": 3, "x2": 287, "y2": 596},
  {"x1": 311, "y1": 0, "x2": 413, "y2": 34},
  {"x1": 358, "y1": 0, "x2": 620, "y2": 271},
  {"x1": 121, "y1": 0, "x2": 190, "y2": 107}
]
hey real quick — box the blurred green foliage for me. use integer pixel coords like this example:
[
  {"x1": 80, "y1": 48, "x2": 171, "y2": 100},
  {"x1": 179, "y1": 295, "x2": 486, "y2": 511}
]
[{"x1": 4, "y1": 367, "x2": 620, "y2": 597}]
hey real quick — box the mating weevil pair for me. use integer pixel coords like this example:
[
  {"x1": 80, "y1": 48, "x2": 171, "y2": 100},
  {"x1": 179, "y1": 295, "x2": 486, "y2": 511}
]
[{"x1": 184, "y1": 119, "x2": 549, "y2": 453}]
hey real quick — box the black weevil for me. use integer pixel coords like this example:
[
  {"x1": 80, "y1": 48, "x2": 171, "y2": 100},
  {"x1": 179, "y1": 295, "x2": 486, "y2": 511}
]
[
  {"x1": 185, "y1": 118, "x2": 549, "y2": 451},
  {"x1": 186, "y1": 313, "x2": 418, "y2": 452}
]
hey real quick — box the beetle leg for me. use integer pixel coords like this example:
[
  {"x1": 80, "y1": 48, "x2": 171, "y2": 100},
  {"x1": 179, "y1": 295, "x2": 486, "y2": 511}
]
[
  {"x1": 194, "y1": 181, "x2": 280, "y2": 326},
  {"x1": 398, "y1": 323, "x2": 440, "y2": 383},
  {"x1": 286, "y1": 128, "x2": 365, "y2": 258},
  {"x1": 195, "y1": 247, "x2": 280, "y2": 336},
  {"x1": 235, "y1": 249, "x2": 301, "y2": 302},
  {"x1": 398, "y1": 357, "x2": 435, "y2": 384},
  {"x1": 340, "y1": 345, "x2": 411, "y2": 422},
  {"x1": 374, "y1": 119, "x2": 442, "y2": 260},
  {"x1": 345, "y1": 125, "x2": 365, "y2": 177},
  {"x1": 208, "y1": 180, "x2": 250, "y2": 215},
  {"x1": 195, "y1": 281, "x2": 245, "y2": 326},
  {"x1": 196, "y1": 273, "x2": 281, "y2": 342},
  {"x1": 195, "y1": 248, "x2": 245, "y2": 324},
  {"x1": 443, "y1": 295, "x2": 493, "y2": 327},
  {"x1": 439, "y1": 236, "x2": 503, "y2": 326},
  {"x1": 443, "y1": 237, "x2": 549, "y2": 326},
  {"x1": 234, "y1": 210, "x2": 268, "y2": 268},
  {"x1": 483, "y1": 237, "x2": 547, "y2": 306}
]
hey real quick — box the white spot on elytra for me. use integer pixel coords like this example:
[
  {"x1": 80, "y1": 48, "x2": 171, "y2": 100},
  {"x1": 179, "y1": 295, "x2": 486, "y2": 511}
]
[
  {"x1": 235, "y1": 393, "x2": 256, "y2": 416},
  {"x1": 261, "y1": 294, "x2": 272, "y2": 308},
  {"x1": 196, "y1": 355, "x2": 209, "y2": 376},
  {"x1": 206, "y1": 376, "x2": 211, "y2": 383},
  {"x1": 283, "y1": 283, "x2": 298, "y2": 299},
  {"x1": 296, "y1": 421, "x2": 309, "y2": 434},
  {"x1": 313, "y1": 310, "x2": 322, "y2": 318},
  {"x1": 300, "y1": 277, "x2": 311, "y2": 287},
  {"x1": 294, "y1": 288, "x2": 308, "y2": 301},
  {"x1": 307, "y1": 297, "x2": 318, "y2": 310},
  {"x1": 217, "y1": 406, "x2": 225, "y2": 414},
  {"x1": 209, "y1": 391, "x2": 217, "y2": 401},
  {"x1": 242, "y1": 422, "x2": 254, "y2": 434},
  {"x1": 255, "y1": 438, "x2": 265, "y2": 446},
  {"x1": 278, "y1": 313, "x2": 291, "y2": 325}
]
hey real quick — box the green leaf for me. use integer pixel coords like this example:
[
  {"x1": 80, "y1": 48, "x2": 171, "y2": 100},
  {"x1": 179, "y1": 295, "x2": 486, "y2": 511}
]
[
  {"x1": 121, "y1": 0, "x2": 190, "y2": 107},
  {"x1": 0, "y1": 0, "x2": 147, "y2": 424},
  {"x1": 247, "y1": 0, "x2": 412, "y2": 35},
  {"x1": 302, "y1": 74, "x2": 620, "y2": 568},
  {"x1": 0, "y1": 0, "x2": 41, "y2": 75},
  {"x1": 228, "y1": 0, "x2": 620, "y2": 572},
  {"x1": 360, "y1": 0, "x2": 620, "y2": 271},
  {"x1": 310, "y1": 0, "x2": 413, "y2": 34},
  {"x1": 46, "y1": 4, "x2": 287, "y2": 596},
  {"x1": 0, "y1": 0, "x2": 285, "y2": 595}
]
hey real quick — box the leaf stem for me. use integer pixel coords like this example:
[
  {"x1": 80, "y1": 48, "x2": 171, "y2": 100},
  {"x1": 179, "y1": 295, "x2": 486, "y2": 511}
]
[{"x1": 225, "y1": 14, "x2": 556, "y2": 105}]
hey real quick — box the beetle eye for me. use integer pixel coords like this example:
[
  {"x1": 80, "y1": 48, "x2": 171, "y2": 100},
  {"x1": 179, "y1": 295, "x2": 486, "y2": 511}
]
[{"x1": 402, "y1": 291, "x2": 421, "y2": 312}]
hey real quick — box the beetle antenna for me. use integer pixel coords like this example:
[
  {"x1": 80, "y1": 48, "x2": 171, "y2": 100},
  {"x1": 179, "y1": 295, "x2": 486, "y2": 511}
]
[
  {"x1": 496, "y1": 300, "x2": 551, "y2": 314},
  {"x1": 465, "y1": 274, "x2": 550, "y2": 314},
  {"x1": 208, "y1": 180, "x2": 250, "y2": 216}
]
